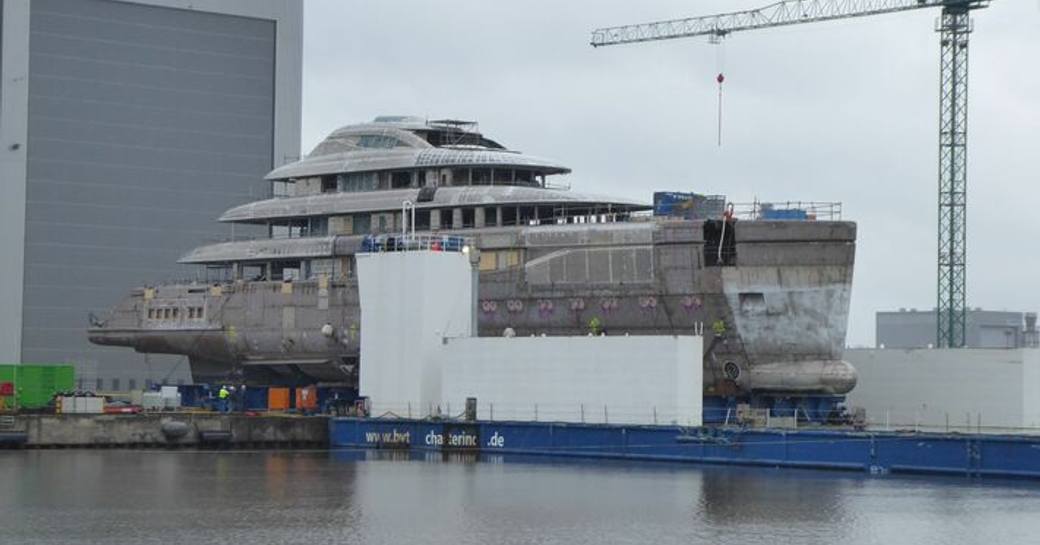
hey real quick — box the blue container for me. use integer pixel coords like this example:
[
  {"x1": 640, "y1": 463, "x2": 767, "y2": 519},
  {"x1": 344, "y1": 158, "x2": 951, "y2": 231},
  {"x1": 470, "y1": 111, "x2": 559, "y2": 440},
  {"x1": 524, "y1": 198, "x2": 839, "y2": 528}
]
[
  {"x1": 653, "y1": 192, "x2": 726, "y2": 219},
  {"x1": 177, "y1": 384, "x2": 211, "y2": 408},
  {"x1": 761, "y1": 208, "x2": 808, "y2": 220},
  {"x1": 244, "y1": 386, "x2": 269, "y2": 411}
]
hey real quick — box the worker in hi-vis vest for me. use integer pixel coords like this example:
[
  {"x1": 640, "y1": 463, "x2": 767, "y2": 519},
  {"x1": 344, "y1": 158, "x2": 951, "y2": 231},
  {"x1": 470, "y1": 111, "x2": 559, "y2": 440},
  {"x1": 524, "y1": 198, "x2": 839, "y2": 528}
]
[{"x1": 218, "y1": 385, "x2": 230, "y2": 413}]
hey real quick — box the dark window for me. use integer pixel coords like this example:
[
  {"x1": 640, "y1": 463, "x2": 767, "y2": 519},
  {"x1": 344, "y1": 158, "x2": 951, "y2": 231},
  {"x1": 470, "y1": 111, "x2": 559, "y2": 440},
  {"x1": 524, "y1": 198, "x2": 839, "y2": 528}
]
[
  {"x1": 485, "y1": 207, "x2": 498, "y2": 227},
  {"x1": 111, "y1": 378, "x2": 121, "y2": 391},
  {"x1": 518, "y1": 206, "x2": 536, "y2": 225},
  {"x1": 321, "y1": 176, "x2": 337, "y2": 193},
  {"x1": 96, "y1": 378, "x2": 103, "y2": 391},
  {"x1": 128, "y1": 379, "x2": 137, "y2": 391},
  {"x1": 414, "y1": 210, "x2": 431, "y2": 231},
  {"x1": 472, "y1": 168, "x2": 491, "y2": 185},
  {"x1": 414, "y1": 129, "x2": 505, "y2": 149},
  {"x1": 502, "y1": 207, "x2": 517, "y2": 226},
  {"x1": 309, "y1": 217, "x2": 328, "y2": 236},
  {"x1": 357, "y1": 134, "x2": 402, "y2": 148},
  {"x1": 493, "y1": 169, "x2": 512, "y2": 184},
  {"x1": 462, "y1": 208, "x2": 475, "y2": 229},
  {"x1": 452, "y1": 168, "x2": 471, "y2": 186},
  {"x1": 353, "y1": 215, "x2": 372, "y2": 234},
  {"x1": 391, "y1": 171, "x2": 412, "y2": 189},
  {"x1": 338, "y1": 172, "x2": 378, "y2": 192}
]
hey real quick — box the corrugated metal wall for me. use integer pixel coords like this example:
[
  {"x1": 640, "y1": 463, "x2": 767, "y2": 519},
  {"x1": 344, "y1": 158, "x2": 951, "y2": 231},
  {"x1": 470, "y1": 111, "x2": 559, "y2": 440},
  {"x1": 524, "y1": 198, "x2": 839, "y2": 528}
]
[{"x1": 23, "y1": 0, "x2": 275, "y2": 386}]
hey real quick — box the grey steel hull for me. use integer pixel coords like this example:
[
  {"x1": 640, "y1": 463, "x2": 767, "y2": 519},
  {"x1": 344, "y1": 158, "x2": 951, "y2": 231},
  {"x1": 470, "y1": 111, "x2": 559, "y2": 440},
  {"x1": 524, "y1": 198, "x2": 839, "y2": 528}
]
[{"x1": 89, "y1": 219, "x2": 857, "y2": 395}]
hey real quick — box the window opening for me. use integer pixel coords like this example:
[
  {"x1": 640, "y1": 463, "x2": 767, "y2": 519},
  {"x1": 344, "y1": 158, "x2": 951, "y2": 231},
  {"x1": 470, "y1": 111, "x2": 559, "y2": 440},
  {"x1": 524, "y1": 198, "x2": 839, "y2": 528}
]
[
  {"x1": 472, "y1": 168, "x2": 491, "y2": 186},
  {"x1": 414, "y1": 210, "x2": 431, "y2": 231},
  {"x1": 493, "y1": 169, "x2": 512, "y2": 184},
  {"x1": 353, "y1": 214, "x2": 372, "y2": 235},
  {"x1": 391, "y1": 171, "x2": 412, "y2": 189},
  {"x1": 704, "y1": 219, "x2": 737, "y2": 266},
  {"x1": 502, "y1": 207, "x2": 517, "y2": 226}
]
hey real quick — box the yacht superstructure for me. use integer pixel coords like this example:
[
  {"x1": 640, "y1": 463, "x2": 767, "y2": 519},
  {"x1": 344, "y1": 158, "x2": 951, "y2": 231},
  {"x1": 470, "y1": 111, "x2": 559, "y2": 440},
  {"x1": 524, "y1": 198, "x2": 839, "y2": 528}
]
[{"x1": 89, "y1": 116, "x2": 857, "y2": 397}]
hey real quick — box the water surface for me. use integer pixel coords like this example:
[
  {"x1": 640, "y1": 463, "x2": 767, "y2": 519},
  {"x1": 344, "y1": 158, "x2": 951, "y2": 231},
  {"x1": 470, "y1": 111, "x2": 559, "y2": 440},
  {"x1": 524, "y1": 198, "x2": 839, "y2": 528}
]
[{"x1": 1, "y1": 449, "x2": 1037, "y2": 544}]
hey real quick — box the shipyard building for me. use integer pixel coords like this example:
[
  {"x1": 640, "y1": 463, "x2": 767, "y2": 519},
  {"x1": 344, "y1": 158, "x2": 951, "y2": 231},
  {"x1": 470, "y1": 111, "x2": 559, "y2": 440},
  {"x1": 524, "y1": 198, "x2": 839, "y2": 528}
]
[
  {"x1": 876, "y1": 309, "x2": 1039, "y2": 349},
  {"x1": 0, "y1": 0, "x2": 302, "y2": 389}
]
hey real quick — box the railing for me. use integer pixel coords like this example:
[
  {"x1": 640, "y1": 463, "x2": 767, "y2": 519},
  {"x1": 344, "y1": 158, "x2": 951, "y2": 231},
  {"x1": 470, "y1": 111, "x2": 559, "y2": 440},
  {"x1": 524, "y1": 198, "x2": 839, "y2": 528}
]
[
  {"x1": 364, "y1": 401, "x2": 701, "y2": 427},
  {"x1": 360, "y1": 234, "x2": 471, "y2": 253},
  {"x1": 731, "y1": 200, "x2": 843, "y2": 221}
]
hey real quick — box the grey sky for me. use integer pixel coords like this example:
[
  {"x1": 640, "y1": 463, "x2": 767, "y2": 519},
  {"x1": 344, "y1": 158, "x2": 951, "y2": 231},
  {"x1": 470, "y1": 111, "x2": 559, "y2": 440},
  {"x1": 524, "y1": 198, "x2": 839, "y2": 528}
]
[{"x1": 301, "y1": 0, "x2": 1040, "y2": 346}]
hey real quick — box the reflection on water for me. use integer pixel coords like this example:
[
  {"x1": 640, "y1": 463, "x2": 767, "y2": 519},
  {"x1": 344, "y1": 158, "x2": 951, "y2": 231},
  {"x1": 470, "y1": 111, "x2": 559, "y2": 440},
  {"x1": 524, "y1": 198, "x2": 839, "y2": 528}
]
[{"x1": 1, "y1": 449, "x2": 1037, "y2": 545}]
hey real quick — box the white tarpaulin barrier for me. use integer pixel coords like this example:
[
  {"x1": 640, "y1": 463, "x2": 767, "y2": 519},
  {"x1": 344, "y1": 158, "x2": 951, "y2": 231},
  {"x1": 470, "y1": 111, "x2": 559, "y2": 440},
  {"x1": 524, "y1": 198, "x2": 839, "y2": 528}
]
[{"x1": 357, "y1": 248, "x2": 702, "y2": 426}]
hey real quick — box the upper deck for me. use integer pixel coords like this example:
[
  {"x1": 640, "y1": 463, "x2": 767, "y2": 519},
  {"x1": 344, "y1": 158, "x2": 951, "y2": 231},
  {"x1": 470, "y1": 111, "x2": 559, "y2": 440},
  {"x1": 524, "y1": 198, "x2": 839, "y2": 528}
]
[{"x1": 266, "y1": 116, "x2": 570, "y2": 183}]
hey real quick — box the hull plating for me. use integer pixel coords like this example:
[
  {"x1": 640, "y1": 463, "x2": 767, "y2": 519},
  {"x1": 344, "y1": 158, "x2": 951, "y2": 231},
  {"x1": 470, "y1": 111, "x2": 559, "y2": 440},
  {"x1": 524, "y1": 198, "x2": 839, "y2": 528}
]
[{"x1": 89, "y1": 220, "x2": 857, "y2": 394}]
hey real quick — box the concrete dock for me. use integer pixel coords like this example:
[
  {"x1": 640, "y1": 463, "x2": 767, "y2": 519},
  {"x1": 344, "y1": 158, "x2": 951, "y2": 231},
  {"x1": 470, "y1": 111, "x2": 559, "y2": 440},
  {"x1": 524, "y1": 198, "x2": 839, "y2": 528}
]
[{"x1": 0, "y1": 414, "x2": 328, "y2": 448}]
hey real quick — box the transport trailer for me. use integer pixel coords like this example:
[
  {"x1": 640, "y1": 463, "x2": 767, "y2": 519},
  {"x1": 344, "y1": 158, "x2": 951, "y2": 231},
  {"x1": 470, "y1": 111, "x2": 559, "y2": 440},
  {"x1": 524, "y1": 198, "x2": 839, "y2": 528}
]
[{"x1": 330, "y1": 418, "x2": 1040, "y2": 479}]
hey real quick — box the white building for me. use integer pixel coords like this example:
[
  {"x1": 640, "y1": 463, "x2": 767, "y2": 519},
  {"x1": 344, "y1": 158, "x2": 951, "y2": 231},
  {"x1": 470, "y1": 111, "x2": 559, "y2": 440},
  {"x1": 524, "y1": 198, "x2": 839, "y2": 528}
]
[{"x1": 845, "y1": 348, "x2": 1040, "y2": 433}]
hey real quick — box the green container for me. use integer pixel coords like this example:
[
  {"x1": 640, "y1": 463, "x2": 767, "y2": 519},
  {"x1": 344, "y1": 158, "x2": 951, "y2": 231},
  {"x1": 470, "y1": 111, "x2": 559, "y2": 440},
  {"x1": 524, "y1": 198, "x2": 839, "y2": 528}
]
[{"x1": 0, "y1": 364, "x2": 76, "y2": 410}]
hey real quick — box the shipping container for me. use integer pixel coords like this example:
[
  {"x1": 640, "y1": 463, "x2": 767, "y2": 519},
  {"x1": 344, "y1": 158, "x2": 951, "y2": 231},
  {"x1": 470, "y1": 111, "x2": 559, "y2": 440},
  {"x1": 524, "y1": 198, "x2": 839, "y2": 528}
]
[
  {"x1": 268, "y1": 387, "x2": 290, "y2": 410},
  {"x1": 0, "y1": 364, "x2": 75, "y2": 410},
  {"x1": 761, "y1": 208, "x2": 809, "y2": 220},
  {"x1": 244, "y1": 386, "x2": 269, "y2": 411},
  {"x1": 652, "y1": 192, "x2": 726, "y2": 220},
  {"x1": 296, "y1": 386, "x2": 318, "y2": 412}
]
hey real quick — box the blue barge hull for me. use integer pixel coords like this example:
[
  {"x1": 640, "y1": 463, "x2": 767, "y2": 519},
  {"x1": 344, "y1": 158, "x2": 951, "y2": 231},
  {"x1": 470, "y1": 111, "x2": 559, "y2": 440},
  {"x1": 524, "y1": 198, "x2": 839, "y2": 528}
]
[{"x1": 330, "y1": 418, "x2": 1040, "y2": 479}]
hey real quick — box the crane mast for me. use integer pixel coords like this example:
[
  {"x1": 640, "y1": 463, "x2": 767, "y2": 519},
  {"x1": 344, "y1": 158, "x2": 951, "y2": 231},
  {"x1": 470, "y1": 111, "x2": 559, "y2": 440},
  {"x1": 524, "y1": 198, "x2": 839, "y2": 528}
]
[{"x1": 591, "y1": 0, "x2": 990, "y2": 348}]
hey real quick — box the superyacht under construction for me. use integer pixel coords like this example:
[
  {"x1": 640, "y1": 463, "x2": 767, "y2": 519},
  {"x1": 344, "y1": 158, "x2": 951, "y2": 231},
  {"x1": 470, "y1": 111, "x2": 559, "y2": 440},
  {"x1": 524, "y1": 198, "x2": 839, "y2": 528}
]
[{"x1": 89, "y1": 116, "x2": 857, "y2": 398}]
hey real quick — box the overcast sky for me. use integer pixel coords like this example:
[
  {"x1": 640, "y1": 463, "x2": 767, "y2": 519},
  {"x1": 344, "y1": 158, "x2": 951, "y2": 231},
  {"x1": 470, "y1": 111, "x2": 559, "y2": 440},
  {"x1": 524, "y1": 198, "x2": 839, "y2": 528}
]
[{"x1": 301, "y1": 0, "x2": 1040, "y2": 346}]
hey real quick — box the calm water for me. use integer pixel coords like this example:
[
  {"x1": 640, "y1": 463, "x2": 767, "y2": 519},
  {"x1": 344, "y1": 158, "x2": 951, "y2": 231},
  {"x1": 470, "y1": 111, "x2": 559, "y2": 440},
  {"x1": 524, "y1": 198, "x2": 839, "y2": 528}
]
[{"x1": 1, "y1": 449, "x2": 1038, "y2": 545}]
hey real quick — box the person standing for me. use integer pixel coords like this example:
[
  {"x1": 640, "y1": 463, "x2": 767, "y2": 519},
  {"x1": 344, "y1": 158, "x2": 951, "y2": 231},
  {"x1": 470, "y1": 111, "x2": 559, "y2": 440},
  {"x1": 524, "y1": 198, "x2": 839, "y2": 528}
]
[{"x1": 218, "y1": 385, "x2": 230, "y2": 413}]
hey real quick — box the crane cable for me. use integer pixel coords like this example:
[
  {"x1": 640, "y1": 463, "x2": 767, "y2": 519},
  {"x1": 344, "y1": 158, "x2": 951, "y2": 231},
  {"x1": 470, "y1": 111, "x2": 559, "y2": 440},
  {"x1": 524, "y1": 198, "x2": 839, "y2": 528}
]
[{"x1": 715, "y1": 37, "x2": 726, "y2": 147}]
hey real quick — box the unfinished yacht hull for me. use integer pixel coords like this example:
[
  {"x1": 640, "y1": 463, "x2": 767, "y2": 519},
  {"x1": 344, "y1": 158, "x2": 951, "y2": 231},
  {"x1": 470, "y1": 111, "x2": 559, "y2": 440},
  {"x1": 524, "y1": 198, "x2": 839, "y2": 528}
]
[{"x1": 89, "y1": 218, "x2": 856, "y2": 395}]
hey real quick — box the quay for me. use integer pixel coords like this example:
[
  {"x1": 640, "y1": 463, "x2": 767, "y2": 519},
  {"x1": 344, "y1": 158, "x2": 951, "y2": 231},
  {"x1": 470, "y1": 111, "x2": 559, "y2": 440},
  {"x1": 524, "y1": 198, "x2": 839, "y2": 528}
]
[{"x1": 0, "y1": 414, "x2": 328, "y2": 449}]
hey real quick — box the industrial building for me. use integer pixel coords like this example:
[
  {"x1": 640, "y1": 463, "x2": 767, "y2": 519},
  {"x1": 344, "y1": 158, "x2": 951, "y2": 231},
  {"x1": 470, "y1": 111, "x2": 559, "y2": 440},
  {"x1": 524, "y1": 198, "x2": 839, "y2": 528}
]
[
  {"x1": 876, "y1": 309, "x2": 1039, "y2": 349},
  {"x1": 845, "y1": 348, "x2": 1040, "y2": 432},
  {"x1": 0, "y1": 0, "x2": 302, "y2": 389}
]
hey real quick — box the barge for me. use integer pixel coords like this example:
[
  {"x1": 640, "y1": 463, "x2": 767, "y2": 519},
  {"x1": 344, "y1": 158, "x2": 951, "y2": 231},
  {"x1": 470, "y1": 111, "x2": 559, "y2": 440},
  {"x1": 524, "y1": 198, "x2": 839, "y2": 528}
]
[{"x1": 330, "y1": 418, "x2": 1040, "y2": 479}]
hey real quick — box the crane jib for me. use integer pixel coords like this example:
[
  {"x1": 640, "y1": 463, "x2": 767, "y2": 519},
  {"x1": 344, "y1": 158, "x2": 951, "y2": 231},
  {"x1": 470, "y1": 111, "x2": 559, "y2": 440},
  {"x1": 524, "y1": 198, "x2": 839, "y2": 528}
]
[{"x1": 589, "y1": 0, "x2": 991, "y2": 47}]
